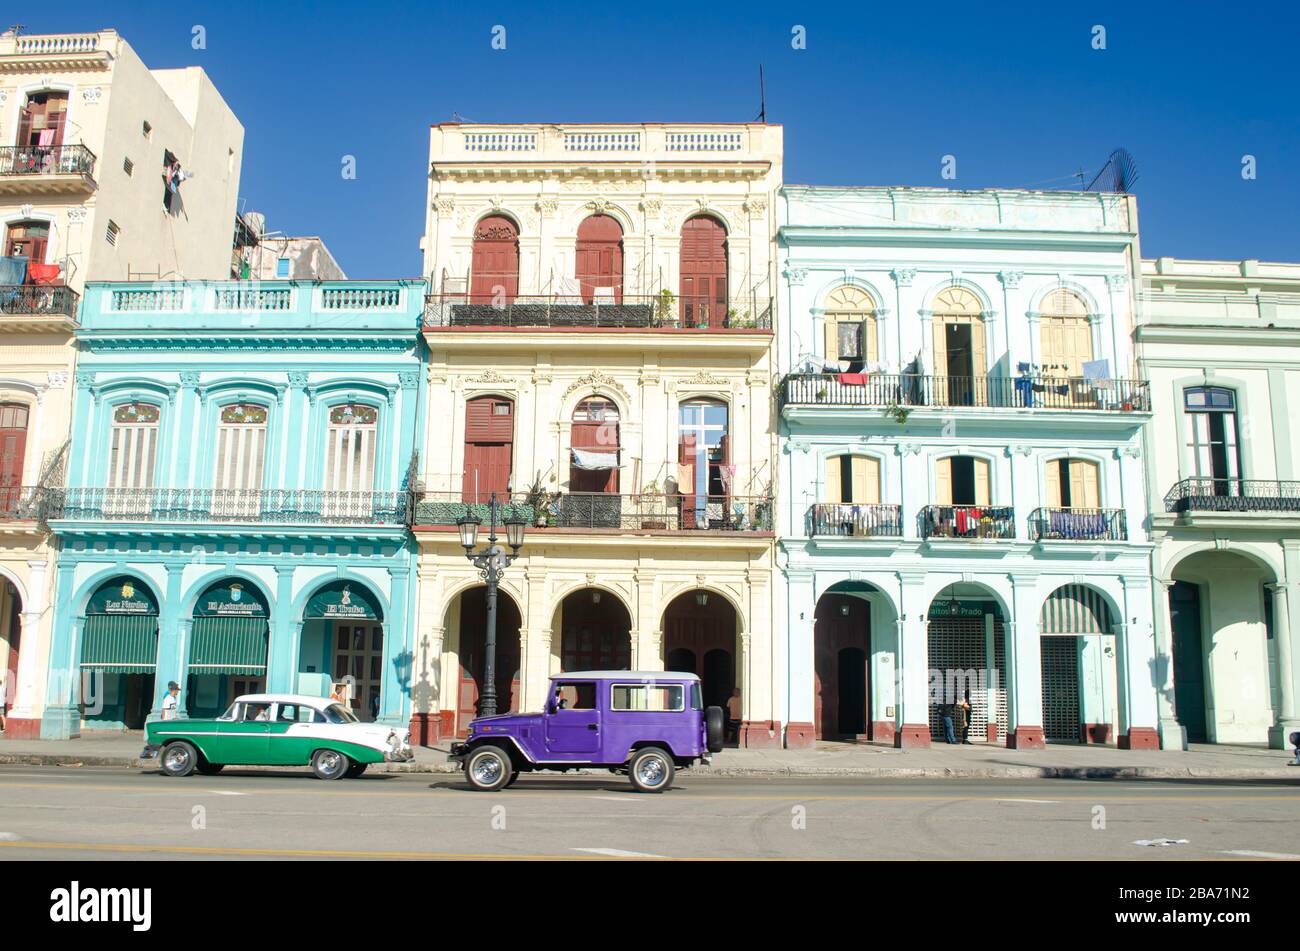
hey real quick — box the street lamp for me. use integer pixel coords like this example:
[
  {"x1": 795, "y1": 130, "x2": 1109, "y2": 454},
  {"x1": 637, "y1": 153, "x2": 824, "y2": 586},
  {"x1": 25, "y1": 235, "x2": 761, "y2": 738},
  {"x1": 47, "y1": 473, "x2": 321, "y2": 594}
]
[{"x1": 457, "y1": 492, "x2": 526, "y2": 718}]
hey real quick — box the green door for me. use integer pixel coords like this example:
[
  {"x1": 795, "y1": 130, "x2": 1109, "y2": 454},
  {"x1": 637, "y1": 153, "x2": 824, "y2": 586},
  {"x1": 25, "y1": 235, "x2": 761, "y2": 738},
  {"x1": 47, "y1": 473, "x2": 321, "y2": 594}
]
[
  {"x1": 264, "y1": 702, "x2": 319, "y2": 765},
  {"x1": 1169, "y1": 581, "x2": 1208, "y2": 743},
  {"x1": 216, "y1": 702, "x2": 273, "y2": 762}
]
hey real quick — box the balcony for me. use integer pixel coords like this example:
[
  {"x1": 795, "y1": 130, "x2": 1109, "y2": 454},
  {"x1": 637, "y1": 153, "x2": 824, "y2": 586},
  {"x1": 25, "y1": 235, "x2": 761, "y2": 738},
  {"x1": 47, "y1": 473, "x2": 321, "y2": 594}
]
[
  {"x1": 0, "y1": 144, "x2": 97, "y2": 195},
  {"x1": 49, "y1": 488, "x2": 410, "y2": 526},
  {"x1": 1164, "y1": 478, "x2": 1300, "y2": 515},
  {"x1": 0, "y1": 487, "x2": 48, "y2": 524},
  {"x1": 411, "y1": 491, "x2": 773, "y2": 533},
  {"x1": 1029, "y1": 507, "x2": 1127, "y2": 541},
  {"x1": 424, "y1": 293, "x2": 772, "y2": 333},
  {"x1": 779, "y1": 373, "x2": 1150, "y2": 413},
  {"x1": 807, "y1": 503, "x2": 902, "y2": 538},
  {"x1": 0, "y1": 284, "x2": 79, "y2": 330},
  {"x1": 920, "y1": 505, "x2": 1016, "y2": 540}
]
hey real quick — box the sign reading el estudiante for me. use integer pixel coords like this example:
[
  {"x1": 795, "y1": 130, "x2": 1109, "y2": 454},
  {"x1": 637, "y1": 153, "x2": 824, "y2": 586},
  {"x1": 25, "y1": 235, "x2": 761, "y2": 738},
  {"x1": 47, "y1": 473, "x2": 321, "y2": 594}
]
[{"x1": 195, "y1": 581, "x2": 269, "y2": 618}]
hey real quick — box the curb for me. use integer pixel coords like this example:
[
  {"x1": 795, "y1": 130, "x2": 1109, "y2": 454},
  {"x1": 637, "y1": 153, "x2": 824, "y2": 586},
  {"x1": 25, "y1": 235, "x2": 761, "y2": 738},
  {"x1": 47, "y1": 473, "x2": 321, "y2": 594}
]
[{"x1": 2, "y1": 752, "x2": 1297, "y2": 781}]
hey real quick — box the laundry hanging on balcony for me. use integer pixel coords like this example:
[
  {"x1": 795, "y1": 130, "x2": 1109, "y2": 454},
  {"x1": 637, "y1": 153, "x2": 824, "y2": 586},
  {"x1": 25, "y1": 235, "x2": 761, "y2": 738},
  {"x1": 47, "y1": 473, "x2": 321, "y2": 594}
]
[
  {"x1": 571, "y1": 448, "x2": 620, "y2": 470},
  {"x1": 163, "y1": 151, "x2": 192, "y2": 217},
  {"x1": 28, "y1": 262, "x2": 60, "y2": 285},
  {"x1": 0, "y1": 255, "x2": 28, "y2": 286}
]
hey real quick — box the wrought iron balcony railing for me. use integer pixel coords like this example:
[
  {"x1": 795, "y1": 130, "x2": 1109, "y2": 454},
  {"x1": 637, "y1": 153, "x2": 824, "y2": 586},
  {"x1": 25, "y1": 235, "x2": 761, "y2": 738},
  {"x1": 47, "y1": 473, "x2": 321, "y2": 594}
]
[
  {"x1": 1029, "y1": 507, "x2": 1127, "y2": 541},
  {"x1": 807, "y1": 503, "x2": 902, "y2": 538},
  {"x1": 779, "y1": 372, "x2": 1150, "y2": 413},
  {"x1": 49, "y1": 488, "x2": 410, "y2": 525},
  {"x1": 0, "y1": 486, "x2": 47, "y2": 521},
  {"x1": 0, "y1": 284, "x2": 79, "y2": 318},
  {"x1": 424, "y1": 293, "x2": 772, "y2": 331},
  {"x1": 920, "y1": 505, "x2": 1016, "y2": 540},
  {"x1": 0, "y1": 144, "x2": 97, "y2": 178},
  {"x1": 411, "y1": 491, "x2": 774, "y2": 533},
  {"x1": 1164, "y1": 478, "x2": 1300, "y2": 514}
]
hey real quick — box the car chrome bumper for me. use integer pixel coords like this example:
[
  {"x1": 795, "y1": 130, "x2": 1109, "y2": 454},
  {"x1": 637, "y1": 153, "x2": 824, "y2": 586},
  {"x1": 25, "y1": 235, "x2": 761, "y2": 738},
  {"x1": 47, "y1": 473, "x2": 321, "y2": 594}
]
[
  {"x1": 448, "y1": 742, "x2": 469, "y2": 764},
  {"x1": 140, "y1": 744, "x2": 160, "y2": 760},
  {"x1": 385, "y1": 747, "x2": 415, "y2": 763}
]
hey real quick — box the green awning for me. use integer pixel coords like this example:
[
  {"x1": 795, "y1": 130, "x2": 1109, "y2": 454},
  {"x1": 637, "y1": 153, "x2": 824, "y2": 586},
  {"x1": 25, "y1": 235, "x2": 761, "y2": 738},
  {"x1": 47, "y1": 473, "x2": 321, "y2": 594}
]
[
  {"x1": 304, "y1": 581, "x2": 383, "y2": 621},
  {"x1": 81, "y1": 614, "x2": 158, "y2": 672},
  {"x1": 189, "y1": 615, "x2": 269, "y2": 675}
]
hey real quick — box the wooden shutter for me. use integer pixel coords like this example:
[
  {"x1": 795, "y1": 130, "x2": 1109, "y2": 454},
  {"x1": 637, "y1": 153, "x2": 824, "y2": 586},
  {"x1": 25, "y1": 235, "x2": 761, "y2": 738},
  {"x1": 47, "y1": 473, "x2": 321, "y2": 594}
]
[
  {"x1": 824, "y1": 318, "x2": 839, "y2": 362},
  {"x1": 825, "y1": 455, "x2": 842, "y2": 504},
  {"x1": 1068, "y1": 459, "x2": 1099, "y2": 508},
  {"x1": 973, "y1": 458, "x2": 991, "y2": 506},
  {"x1": 970, "y1": 319, "x2": 987, "y2": 402},
  {"x1": 932, "y1": 321, "x2": 948, "y2": 378},
  {"x1": 935, "y1": 457, "x2": 953, "y2": 505},
  {"x1": 862, "y1": 317, "x2": 878, "y2": 364},
  {"x1": 1045, "y1": 459, "x2": 1063, "y2": 508},
  {"x1": 469, "y1": 216, "x2": 519, "y2": 304},
  {"x1": 851, "y1": 456, "x2": 879, "y2": 504},
  {"x1": 1042, "y1": 317, "x2": 1093, "y2": 378},
  {"x1": 679, "y1": 216, "x2": 728, "y2": 328}
]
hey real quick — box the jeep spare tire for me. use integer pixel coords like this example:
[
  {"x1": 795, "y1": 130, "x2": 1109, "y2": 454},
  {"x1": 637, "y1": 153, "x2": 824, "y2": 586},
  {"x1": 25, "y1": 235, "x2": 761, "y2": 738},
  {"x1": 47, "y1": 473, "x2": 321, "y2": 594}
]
[
  {"x1": 705, "y1": 706, "x2": 725, "y2": 753},
  {"x1": 464, "y1": 746, "x2": 513, "y2": 792}
]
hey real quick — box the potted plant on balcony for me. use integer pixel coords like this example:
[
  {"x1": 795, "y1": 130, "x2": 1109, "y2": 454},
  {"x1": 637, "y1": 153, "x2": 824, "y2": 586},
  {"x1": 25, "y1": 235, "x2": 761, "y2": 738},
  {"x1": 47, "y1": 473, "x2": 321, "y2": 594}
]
[
  {"x1": 884, "y1": 398, "x2": 910, "y2": 424},
  {"x1": 654, "y1": 289, "x2": 677, "y2": 327},
  {"x1": 523, "y1": 472, "x2": 560, "y2": 528},
  {"x1": 638, "y1": 481, "x2": 668, "y2": 530}
]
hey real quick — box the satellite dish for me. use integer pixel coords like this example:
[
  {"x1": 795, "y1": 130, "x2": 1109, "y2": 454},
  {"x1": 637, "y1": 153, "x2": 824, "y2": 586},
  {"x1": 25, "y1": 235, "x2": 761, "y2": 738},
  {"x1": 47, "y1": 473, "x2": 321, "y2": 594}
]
[{"x1": 1086, "y1": 148, "x2": 1139, "y2": 193}]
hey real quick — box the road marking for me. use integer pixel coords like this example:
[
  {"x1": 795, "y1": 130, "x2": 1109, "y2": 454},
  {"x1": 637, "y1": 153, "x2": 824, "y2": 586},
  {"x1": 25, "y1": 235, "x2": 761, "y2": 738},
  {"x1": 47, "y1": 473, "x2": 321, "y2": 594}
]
[
  {"x1": 996, "y1": 798, "x2": 1060, "y2": 804},
  {"x1": 572, "y1": 847, "x2": 665, "y2": 858},
  {"x1": 1218, "y1": 850, "x2": 1300, "y2": 859},
  {"x1": 588, "y1": 795, "x2": 645, "y2": 802},
  {"x1": 0, "y1": 833, "x2": 21, "y2": 841},
  {"x1": 1133, "y1": 838, "x2": 1189, "y2": 847},
  {"x1": 205, "y1": 790, "x2": 246, "y2": 796}
]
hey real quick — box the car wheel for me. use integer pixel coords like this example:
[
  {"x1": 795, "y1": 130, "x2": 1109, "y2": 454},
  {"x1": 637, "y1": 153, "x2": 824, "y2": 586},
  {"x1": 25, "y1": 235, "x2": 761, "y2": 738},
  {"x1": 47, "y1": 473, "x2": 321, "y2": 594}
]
[
  {"x1": 160, "y1": 741, "x2": 198, "y2": 778},
  {"x1": 705, "y1": 706, "x2": 725, "y2": 753},
  {"x1": 628, "y1": 747, "x2": 675, "y2": 793},
  {"x1": 504, "y1": 770, "x2": 520, "y2": 788},
  {"x1": 195, "y1": 761, "x2": 224, "y2": 776},
  {"x1": 345, "y1": 762, "x2": 368, "y2": 778},
  {"x1": 464, "y1": 746, "x2": 512, "y2": 792},
  {"x1": 311, "y1": 749, "x2": 351, "y2": 781}
]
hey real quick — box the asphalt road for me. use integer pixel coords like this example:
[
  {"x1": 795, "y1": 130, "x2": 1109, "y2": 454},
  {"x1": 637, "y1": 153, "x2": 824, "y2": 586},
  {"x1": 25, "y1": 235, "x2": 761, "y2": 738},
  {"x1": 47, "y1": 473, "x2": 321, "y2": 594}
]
[{"x1": 0, "y1": 765, "x2": 1297, "y2": 860}]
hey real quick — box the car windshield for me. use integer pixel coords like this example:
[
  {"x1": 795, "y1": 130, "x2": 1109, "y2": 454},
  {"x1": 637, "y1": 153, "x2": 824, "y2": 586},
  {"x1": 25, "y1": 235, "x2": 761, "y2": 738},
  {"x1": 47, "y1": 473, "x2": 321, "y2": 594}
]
[
  {"x1": 323, "y1": 702, "x2": 359, "y2": 724},
  {"x1": 219, "y1": 702, "x2": 239, "y2": 720}
]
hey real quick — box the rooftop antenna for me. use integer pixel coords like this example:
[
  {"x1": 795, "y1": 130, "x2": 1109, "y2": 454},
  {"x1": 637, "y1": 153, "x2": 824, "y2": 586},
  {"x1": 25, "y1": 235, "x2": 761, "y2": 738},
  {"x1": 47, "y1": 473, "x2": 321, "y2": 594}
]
[
  {"x1": 4, "y1": 23, "x2": 24, "y2": 37},
  {"x1": 756, "y1": 65, "x2": 766, "y2": 123},
  {"x1": 1085, "y1": 147, "x2": 1139, "y2": 193}
]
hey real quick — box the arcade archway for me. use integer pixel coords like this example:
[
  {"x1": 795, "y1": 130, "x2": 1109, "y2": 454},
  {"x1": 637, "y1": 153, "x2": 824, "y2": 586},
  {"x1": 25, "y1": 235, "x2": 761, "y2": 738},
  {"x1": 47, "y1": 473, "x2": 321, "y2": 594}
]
[
  {"x1": 452, "y1": 586, "x2": 521, "y2": 735},
  {"x1": 926, "y1": 585, "x2": 1007, "y2": 743},
  {"x1": 663, "y1": 589, "x2": 736, "y2": 713}
]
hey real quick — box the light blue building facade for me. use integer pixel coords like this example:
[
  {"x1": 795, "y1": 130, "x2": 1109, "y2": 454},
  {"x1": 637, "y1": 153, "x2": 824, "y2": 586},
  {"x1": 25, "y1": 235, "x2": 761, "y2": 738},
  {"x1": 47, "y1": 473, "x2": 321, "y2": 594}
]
[{"x1": 40, "y1": 280, "x2": 425, "y2": 739}]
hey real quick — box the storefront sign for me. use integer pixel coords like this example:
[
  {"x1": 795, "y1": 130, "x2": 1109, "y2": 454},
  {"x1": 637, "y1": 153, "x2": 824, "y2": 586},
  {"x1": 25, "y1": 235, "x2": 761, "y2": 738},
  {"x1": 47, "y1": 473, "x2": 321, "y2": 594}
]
[
  {"x1": 87, "y1": 577, "x2": 158, "y2": 616},
  {"x1": 195, "y1": 580, "x2": 269, "y2": 618},
  {"x1": 929, "y1": 599, "x2": 996, "y2": 619},
  {"x1": 304, "y1": 582, "x2": 382, "y2": 621}
]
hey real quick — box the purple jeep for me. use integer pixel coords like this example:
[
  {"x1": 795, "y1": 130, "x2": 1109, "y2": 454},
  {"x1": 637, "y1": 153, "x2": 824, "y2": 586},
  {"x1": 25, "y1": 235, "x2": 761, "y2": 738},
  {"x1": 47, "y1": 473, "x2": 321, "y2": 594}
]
[{"x1": 449, "y1": 671, "x2": 724, "y2": 793}]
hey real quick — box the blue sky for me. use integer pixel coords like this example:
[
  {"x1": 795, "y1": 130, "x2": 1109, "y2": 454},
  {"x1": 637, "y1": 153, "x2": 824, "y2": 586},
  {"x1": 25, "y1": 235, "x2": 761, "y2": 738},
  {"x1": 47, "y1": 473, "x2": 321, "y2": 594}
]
[{"x1": 23, "y1": 0, "x2": 1300, "y2": 277}]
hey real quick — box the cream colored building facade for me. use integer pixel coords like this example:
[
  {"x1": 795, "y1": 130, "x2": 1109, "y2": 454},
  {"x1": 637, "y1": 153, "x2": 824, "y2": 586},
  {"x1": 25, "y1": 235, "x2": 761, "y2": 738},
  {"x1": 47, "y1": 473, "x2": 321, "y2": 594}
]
[
  {"x1": 1138, "y1": 257, "x2": 1300, "y2": 748},
  {"x1": 0, "y1": 30, "x2": 243, "y2": 736},
  {"x1": 410, "y1": 123, "x2": 784, "y2": 745},
  {"x1": 0, "y1": 29, "x2": 244, "y2": 289}
]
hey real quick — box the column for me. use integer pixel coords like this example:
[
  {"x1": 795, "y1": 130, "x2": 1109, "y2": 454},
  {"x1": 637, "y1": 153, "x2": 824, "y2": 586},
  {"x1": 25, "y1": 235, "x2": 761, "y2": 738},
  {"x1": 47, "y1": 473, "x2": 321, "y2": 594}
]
[
  {"x1": 784, "y1": 570, "x2": 816, "y2": 748},
  {"x1": 898, "y1": 445, "x2": 924, "y2": 541},
  {"x1": 895, "y1": 571, "x2": 930, "y2": 747},
  {"x1": 1117, "y1": 575, "x2": 1161, "y2": 749},
  {"x1": 150, "y1": 564, "x2": 188, "y2": 716},
  {"x1": 1006, "y1": 447, "x2": 1033, "y2": 541},
  {"x1": 4, "y1": 557, "x2": 50, "y2": 737},
  {"x1": 1148, "y1": 578, "x2": 1182, "y2": 748},
  {"x1": 266, "y1": 565, "x2": 297, "y2": 694},
  {"x1": 1006, "y1": 574, "x2": 1045, "y2": 748},
  {"x1": 1267, "y1": 581, "x2": 1300, "y2": 748},
  {"x1": 377, "y1": 564, "x2": 410, "y2": 727}
]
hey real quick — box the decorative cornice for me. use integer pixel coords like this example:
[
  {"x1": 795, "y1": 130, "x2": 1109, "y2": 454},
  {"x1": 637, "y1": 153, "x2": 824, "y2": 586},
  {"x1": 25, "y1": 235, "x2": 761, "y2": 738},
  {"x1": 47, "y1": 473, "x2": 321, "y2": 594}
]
[
  {"x1": 562, "y1": 370, "x2": 629, "y2": 401},
  {"x1": 79, "y1": 334, "x2": 417, "y2": 353},
  {"x1": 677, "y1": 370, "x2": 728, "y2": 388},
  {"x1": 464, "y1": 367, "x2": 519, "y2": 387}
]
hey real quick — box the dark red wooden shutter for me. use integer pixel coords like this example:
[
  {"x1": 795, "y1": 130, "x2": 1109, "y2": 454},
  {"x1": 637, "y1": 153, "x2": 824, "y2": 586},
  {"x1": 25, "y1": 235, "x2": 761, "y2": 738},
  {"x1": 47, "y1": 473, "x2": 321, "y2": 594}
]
[
  {"x1": 575, "y1": 215, "x2": 624, "y2": 304},
  {"x1": 679, "y1": 215, "x2": 728, "y2": 328},
  {"x1": 469, "y1": 216, "x2": 519, "y2": 304},
  {"x1": 462, "y1": 396, "x2": 514, "y2": 502}
]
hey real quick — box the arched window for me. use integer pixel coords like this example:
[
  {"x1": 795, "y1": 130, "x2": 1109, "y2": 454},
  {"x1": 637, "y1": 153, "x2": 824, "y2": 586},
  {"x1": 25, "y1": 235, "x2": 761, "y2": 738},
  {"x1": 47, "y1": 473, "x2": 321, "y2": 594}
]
[
  {"x1": 1183, "y1": 386, "x2": 1240, "y2": 491},
  {"x1": 324, "y1": 403, "x2": 378, "y2": 493},
  {"x1": 215, "y1": 403, "x2": 269, "y2": 492},
  {"x1": 932, "y1": 286, "x2": 986, "y2": 405},
  {"x1": 108, "y1": 402, "x2": 161, "y2": 489},
  {"x1": 823, "y1": 286, "x2": 877, "y2": 371},
  {"x1": 575, "y1": 215, "x2": 623, "y2": 304},
  {"x1": 462, "y1": 395, "x2": 513, "y2": 503},
  {"x1": 4, "y1": 220, "x2": 50, "y2": 270},
  {"x1": 570, "y1": 397, "x2": 620, "y2": 493},
  {"x1": 1045, "y1": 457, "x2": 1100, "y2": 509},
  {"x1": 469, "y1": 215, "x2": 519, "y2": 304},
  {"x1": 678, "y1": 398, "x2": 728, "y2": 528},
  {"x1": 679, "y1": 215, "x2": 728, "y2": 328},
  {"x1": 1039, "y1": 289, "x2": 1093, "y2": 379}
]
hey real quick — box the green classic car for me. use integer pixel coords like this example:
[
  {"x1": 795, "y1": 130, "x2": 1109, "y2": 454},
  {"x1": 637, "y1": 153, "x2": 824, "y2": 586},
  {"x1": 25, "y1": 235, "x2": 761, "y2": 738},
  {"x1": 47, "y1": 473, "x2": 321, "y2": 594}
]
[{"x1": 143, "y1": 693, "x2": 414, "y2": 780}]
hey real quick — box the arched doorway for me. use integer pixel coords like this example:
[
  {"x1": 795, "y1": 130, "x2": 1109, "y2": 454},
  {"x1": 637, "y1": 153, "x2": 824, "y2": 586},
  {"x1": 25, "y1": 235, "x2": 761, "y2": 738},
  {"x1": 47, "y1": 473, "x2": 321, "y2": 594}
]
[
  {"x1": 559, "y1": 589, "x2": 631, "y2": 671},
  {"x1": 186, "y1": 578, "x2": 271, "y2": 718},
  {"x1": 1039, "y1": 584, "x2": 1116, "y2": 744},
  {"x1": 931, "y1": 286, "x2": 986, "y2": 405},
  {"x1": 300, "y1": 580, "x2": 385, "y2": 722},
  {"x1": 926, "y1": 586, "x2": 1007, "y2": 743},
  {"x1": 662, "y1": 590, "x2": 735, "y2": 712},
  {"x1": 576, "y1": 214, "x2": 623, "y2": 304},
  {"x1": 455, "y1": 586, "x2": 521, "y2": 735},
  {"x1": 1167, "y1": 549, "x2": 1276, "y2": 744},
  {"x1": 813, "y1": 590, "x2": 871, "y2": 740},
  {"x1": 469, "y1": 215, "x2": 519, "y2": 304},
  {"x1": 679, "y1": 215, "x2": 728, "y2": 328},
  {"x1": 81, "y1": 576, "x2": 159, "y2": 729},
  {"x1": 0, "y1": 579, "x2": 21, "y2": 723}
]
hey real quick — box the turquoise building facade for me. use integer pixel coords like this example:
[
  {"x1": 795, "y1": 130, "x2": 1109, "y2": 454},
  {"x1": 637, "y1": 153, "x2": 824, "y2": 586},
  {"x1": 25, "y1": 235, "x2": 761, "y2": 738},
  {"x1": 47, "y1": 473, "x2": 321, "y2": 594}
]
[{"x1": 40, "y1": 280, "x2": 425, "y2": 739}]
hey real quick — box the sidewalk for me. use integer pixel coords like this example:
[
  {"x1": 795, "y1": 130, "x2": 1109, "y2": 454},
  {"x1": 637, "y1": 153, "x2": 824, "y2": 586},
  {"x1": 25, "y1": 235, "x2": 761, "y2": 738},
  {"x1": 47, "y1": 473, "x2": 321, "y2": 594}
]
[{"x1": 2, "y1": 731, "x2": 1298, "y2": 779}]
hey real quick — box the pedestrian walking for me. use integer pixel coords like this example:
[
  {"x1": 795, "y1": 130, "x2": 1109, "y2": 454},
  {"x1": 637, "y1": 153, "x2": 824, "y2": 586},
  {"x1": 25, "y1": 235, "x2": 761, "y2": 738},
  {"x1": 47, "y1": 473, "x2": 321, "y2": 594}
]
[
  {"x1": 955, "y1": 693, "x2": 971, "y2": 745},
  {"x1": 161, "y1": 681, "x2": 181, "y2": 721}
]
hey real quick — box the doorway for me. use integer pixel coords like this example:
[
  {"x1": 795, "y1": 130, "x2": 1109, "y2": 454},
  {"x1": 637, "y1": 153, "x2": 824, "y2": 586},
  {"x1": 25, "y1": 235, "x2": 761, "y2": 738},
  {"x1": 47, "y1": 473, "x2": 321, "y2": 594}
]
[{"x1": 1169, "y1": 581, "x2": 1208, "y2": 743}]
